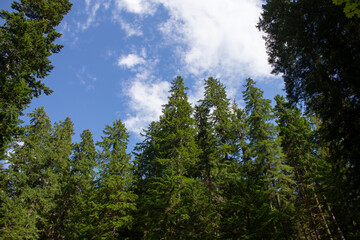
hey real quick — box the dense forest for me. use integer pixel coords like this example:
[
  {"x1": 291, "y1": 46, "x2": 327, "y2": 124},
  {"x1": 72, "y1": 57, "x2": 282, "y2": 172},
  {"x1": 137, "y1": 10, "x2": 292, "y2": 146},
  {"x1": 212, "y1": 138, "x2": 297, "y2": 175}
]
[{"x1": 1, "y1": 0, "x2": 359, "y2": 239}]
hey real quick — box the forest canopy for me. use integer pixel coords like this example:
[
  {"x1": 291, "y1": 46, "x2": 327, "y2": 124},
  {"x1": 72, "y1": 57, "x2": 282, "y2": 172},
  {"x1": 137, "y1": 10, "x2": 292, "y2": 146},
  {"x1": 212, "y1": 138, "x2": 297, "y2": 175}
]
[
  {"x1": 1, "y1": 76, "x2": 358, "y2": 239},
  {"x1": 1, "y1": 0, "x2": 360, "y2": 239}
]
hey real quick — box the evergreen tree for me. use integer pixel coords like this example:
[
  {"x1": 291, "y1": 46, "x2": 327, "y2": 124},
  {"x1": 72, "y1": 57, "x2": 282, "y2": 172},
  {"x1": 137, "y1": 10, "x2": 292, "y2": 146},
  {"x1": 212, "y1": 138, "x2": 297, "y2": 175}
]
[
  {"x1": 258, "y1": 2, "x2": 360, "y2": 227},
  {"x1": 202, "y1": 77, "x2": 234, "y2": 162},
  {"x1": 242, "y1": 78, "x2": 295, "y2": 239},
  {"x1": 42, "y1": 116, "x2": 75, "y2": 239},
  {"x1": 135, "y1": 76, "x2": 214, "y2": 239},
  {"x1": 196, "y1": 77, "x2": 238, "y2": 200},
  {"x1": 219, "y1": 102, "x2": 251, "y2": 239},
  {"x1": 67, "y1": 129, "x2": 98, "y2": 239},
  {"x1": 194, "y1": 77, "x2": 242, "y2": 236},
  {"x1": 275, "y1": 95, "x2": 350, "y2": 239},
  {"x1": 91, "y1": 119, "x2": 137, "y2": 239},
  {"x1": 194, "y1": 103, "x2": 221, "y2": 192},
  {"x1": 0, "y1": 107, "x2": 64, "y2": 239},
  {"x1": 0, "y1": 0, "x2": 72, "y2": 157}
]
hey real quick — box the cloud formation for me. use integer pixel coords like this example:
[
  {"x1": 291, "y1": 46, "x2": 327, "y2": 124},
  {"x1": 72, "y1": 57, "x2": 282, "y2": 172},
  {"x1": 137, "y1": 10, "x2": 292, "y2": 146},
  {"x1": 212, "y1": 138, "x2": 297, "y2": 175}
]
[
  {"x1": 157, "y1": 0, "x2": 270, "y2": 79},
  {"x1": 114, "y1": 0, "x2": 157, "y2": 15},
  {"x1": 124, "y1": 80, "x2": 170, "y2": 134},
  {"x1": 79, "y1": 0, "x2": 101, "y2": 31},
  {"x1": 117, "y1": 54, "x2": 146, "y2": 68}
]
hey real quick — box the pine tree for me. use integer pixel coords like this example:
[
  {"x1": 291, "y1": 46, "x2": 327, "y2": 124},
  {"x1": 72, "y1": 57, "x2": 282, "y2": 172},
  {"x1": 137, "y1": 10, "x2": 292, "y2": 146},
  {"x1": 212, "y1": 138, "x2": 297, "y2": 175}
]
[
  {"x1": 42, "y1": 117, "x2": 75, "y2": 239},
  {"x1": 135, "y1": 76, "x2": 214, "y2": 239},
  {"x1": 0, "y1": 107, "x2": 60, "y2": 239},
  {"x1": 242, "y1": 78, "x2": 295, "y2": 239},
  {"x1": 0, "y1": 0, "x2": 72, "y2": 157},
  {"x1": 67, "y1": 129, "x2": 98, "y2": 239},
  {"x1": 91, "y1": 119, "x2": 137, "y2": 239},
  {"x1": 274, "y1": 95, "x2": 347, "y2": 239}
]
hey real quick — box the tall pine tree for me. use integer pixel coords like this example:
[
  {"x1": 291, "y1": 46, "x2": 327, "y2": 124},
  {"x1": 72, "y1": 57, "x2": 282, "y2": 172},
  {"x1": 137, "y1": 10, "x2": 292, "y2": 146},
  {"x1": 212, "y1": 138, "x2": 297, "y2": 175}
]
[
  {"x1": 91, "y1": 119, "x2": 137, "y2": 239},
  {"x1": 135, "y1": 76, "x2": 214, "y2": 239},
  {"x1": 242, "y1": 78, "x2": 295, "y2": 239}
]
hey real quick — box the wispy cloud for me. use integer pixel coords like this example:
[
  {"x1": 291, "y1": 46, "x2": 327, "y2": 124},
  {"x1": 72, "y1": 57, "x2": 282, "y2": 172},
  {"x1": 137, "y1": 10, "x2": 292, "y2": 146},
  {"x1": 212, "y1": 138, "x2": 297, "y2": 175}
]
[
  {"x1": 114, "y1": 0, "x2": 157, "y2": 15},
  {"x1": 78, "y1": 1, "x2": 101, "y2": 31},
  {"x1": 76, "y1": 66, "x2": 97, "y2": 91},
  {"x1": 117, "y1": 52, "x2": 169, "y2": 135},
  {"x1": 112, "y1": 13, "x2": 143, "y2": 37},
  {"x1": 117, "y1": 54, "x2": 146, "y2": 68},
  {"x1": 120, "y1": 20, "x2": 143, "y2": 37}
]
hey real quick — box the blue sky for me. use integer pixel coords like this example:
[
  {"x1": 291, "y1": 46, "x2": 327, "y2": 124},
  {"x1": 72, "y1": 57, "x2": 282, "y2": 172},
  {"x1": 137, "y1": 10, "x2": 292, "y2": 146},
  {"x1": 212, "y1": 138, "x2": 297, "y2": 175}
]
[{"x1": 1, "y1": 0, "x2": 284, "y2": 150}]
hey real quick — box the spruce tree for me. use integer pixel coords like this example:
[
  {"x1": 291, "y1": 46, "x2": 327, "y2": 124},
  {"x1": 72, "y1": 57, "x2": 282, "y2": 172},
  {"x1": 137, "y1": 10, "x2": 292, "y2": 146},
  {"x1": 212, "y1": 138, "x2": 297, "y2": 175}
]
[
  {"x1": 275, "y1": 95, "x2": 347, "y2": 239},
  {"x1": 42, "y1": 117, "x2": 75, "y2": 239},
  {"x1": 196, "y1": 77, "x2": 238, "y2": 201},
  {"x1": 202, "y1": 77, "x2": 234, "y2": 162},
  {"x1": 0, "y1": 107, "x2": 63, "y2": 238},
  {"x1": 258, "y1": 3, "x2": 360, "y2": 230},
  {"x1": 242, "y1": 78, "x2": 295, "y2": 239},
  {"x1": 135, "y1": 76, "x2": 214, "y2": 239},
  {"x1": 67, "y1": 129, "x2": 98, "y2": 239},
  {"x1": 92, "y1": 119, "x2": 137, "y2": 239},
  {"x1": 0, "y1": 0, "x2": 72, "y2": 157}
]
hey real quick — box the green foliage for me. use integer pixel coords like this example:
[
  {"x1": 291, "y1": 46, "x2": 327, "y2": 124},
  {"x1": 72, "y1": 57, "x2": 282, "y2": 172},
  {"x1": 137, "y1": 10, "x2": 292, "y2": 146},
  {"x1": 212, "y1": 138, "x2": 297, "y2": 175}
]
[
  {"x1": 65, "y1": 129, "x2": 99, "y2": 239},
  {"x1": 259, "y1": 1, "x2": 360, "y2": 237},
  {"x1": 134, "y1": 76, "x2": 217, "y2": 239},
  {"x1": 1, "y1": 76, "x2": 355, "y2": 239},
  {"x1": 0, "y1": 107, "x2": 73, "y2": 239},
  {"x1": 0, "y1": 0, "x2": 72, "y2": 157},
  {"x1": 242, "y1": 78, "x2": 295, "y2": 239},
  {"x1": 92, "y1": 120, "x2": 137, "y2": 239},
  {"x1": 333, "y1": 0, "x2": 360, "y2": 18}
]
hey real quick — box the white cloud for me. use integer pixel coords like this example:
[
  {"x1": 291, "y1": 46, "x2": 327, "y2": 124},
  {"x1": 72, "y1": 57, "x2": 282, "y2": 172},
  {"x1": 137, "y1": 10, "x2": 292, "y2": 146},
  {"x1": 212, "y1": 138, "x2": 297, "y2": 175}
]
[
  {"x1": 124, "y1": 80, "x2": 170, "y2": 134},
  {"x1": 76, "y1": 0, "x2": 271, "y2": 80},
  {"x1": 112, "y1": 13, "x2": 143, "y2": 37},
  {"x1": 114, "y1": 0, "x2": 157, "y2": 15},
  {"x1": 120, "y1": 20, "x2": 143, "y2": 37},
  {"x1": 117, "y1": 54, "x2": 146, "y2": 68},
  {"x1": 78, "y1": 1, "x2": 101, "y2": 31},
  {"x1": 156, "y1": 0, "x2": 271, "y2": 79}
]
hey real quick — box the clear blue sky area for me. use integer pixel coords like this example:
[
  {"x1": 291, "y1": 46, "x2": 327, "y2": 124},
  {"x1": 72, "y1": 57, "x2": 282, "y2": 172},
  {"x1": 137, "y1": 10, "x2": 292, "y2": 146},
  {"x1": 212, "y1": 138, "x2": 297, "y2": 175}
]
[{"x1": 1, "y1": 0, "x2": 285, "y2": 151}]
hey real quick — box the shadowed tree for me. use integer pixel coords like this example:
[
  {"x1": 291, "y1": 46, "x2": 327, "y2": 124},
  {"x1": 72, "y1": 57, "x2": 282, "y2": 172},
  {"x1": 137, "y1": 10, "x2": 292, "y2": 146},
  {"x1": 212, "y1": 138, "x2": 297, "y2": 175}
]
[
  {"x1": 258, "y1": 3, "x2": 360, "y2": 236},
  {"x1": 0, "y1": 0, "x2": 72, "y2": 157}
]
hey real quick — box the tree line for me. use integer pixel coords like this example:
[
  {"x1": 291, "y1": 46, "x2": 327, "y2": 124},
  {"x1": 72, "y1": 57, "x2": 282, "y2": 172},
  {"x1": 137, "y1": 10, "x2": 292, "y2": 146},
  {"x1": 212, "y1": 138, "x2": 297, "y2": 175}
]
[{"x1": 1, "y1": 76, "x2": 358, "y2": 239}]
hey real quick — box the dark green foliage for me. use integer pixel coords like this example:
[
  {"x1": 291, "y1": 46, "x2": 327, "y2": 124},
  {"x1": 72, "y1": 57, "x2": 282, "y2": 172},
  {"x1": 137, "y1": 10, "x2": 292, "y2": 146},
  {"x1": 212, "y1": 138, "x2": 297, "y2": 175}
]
[
  {"x1": 0, "y1": 109, "x2": 139, "y2": 239},
  {"x1": 65, "y1": 129, "x2": 98, "y2": 239},
  {"x1": 92, "y1": 120, "x2": 137, "y2": 239},
  {"x1": 194, "y1": 103, "x2": 220, "y2": 192},
  {"x1": 333, "y1": 0, "x2": 360, "y2": 18},
  {"x1": 202, "y1": 77, "x2": 234, "y2": 162},
  {"x1": 1, "y1": 76, "x2": 355, "y2": 239},
  {"x1": 0, "y1": 107, "x2": 73, "y2": 239},
  {"x1": 258, "y1": 1, "x2": 360, "y2": 237},
  {"x1": 0, "y1": 0, "x2": 72, "y2": 157},
  {"x1": 134, "y1": 76, "x2": 215, "y2": 239},
  {"x1": 241, "y1": 78, "x2": 295, "y2": 239},
  {"x1": 258, "y1": 0, "x2": 360, "y2": 213}
]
